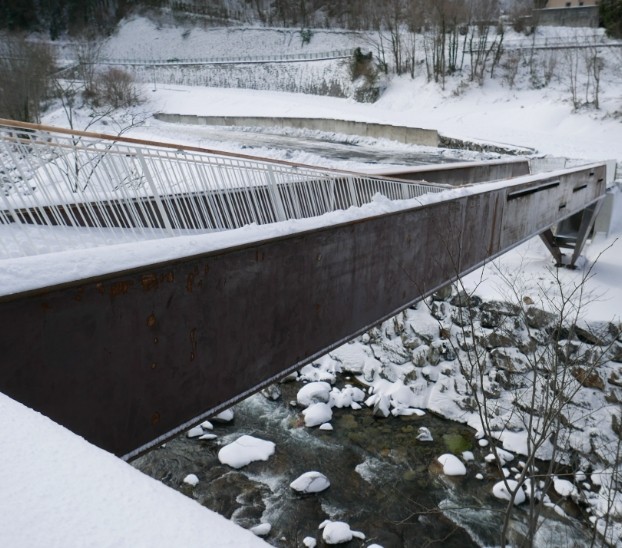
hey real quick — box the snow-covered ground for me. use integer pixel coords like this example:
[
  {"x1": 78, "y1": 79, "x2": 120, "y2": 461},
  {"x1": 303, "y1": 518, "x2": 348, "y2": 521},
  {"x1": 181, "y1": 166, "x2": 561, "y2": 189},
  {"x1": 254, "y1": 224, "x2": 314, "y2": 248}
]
[
  {"x1": 0, "y1": 393, "x2": 269, "y2": 548},
  {"x1": 1, "y1": 15, "x2": 622, "y2": 548}
]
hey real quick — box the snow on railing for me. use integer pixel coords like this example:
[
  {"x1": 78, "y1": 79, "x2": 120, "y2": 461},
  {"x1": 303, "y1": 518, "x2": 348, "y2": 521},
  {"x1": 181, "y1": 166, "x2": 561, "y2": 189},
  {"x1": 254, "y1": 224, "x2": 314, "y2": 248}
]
[
  {"x1": 91, "y1": 49, "x2": 356, "y2": 67},
  {"x1": 0, "y1": 119, "x2": 446, "y2": 259}
]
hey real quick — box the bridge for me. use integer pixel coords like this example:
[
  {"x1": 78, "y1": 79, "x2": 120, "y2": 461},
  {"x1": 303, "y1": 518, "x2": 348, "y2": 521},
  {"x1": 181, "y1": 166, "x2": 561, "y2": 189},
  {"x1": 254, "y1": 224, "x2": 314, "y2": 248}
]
[{"x1": 0, "y1": 119, "x2": 606, "y2": 459}]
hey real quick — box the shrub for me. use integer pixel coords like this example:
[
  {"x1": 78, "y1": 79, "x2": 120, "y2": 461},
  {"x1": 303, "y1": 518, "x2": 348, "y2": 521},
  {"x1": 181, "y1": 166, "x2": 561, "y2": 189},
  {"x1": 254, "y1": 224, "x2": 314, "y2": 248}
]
[{"x1": 94, "y1": 68, "x2": 143, "y2": 109}]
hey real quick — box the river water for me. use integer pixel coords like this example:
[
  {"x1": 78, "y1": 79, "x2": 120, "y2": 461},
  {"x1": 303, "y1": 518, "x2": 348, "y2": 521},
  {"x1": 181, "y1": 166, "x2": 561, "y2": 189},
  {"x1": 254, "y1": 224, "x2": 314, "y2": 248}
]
[{"x1": 133, "y1": 376, "x2": 512, "y2": 547}]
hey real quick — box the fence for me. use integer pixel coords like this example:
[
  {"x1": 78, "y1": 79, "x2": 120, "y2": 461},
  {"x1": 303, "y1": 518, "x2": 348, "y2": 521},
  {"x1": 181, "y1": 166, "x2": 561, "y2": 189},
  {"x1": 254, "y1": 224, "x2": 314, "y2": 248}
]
[
  {"x1": 0, "y1": 119, "x2": 447, "y2": 259},
  {"x1": 83, "y1": 49, "x2": 356, "y2": 67}
]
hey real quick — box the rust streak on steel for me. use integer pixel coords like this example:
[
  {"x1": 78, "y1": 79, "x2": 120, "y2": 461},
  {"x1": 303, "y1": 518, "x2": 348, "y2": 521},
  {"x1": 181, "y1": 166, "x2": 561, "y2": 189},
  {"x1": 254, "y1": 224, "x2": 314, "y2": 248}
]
[{"x1": 0, "y1": 163, "x2": 607, "y2": 459}]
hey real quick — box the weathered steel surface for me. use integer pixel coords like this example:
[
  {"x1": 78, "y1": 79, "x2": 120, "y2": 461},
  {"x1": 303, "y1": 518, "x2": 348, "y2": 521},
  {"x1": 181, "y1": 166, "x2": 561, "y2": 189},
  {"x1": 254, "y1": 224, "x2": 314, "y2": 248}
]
[{"x1": 0, "y1": 164, "x2": 605, "y2": 458}]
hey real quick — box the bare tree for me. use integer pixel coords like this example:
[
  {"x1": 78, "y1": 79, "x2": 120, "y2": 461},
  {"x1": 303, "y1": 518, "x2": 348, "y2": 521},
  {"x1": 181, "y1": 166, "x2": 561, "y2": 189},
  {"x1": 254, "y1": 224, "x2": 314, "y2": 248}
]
[
  {"x1": 0, "y1": 34, "x2": 56, "y2": 122},
  {"x1": 54, "y1": 70, "x2": 146, "y2": 192},
  {"x1": 440, "y1": 248, "x2": 620, "y2": 547}
]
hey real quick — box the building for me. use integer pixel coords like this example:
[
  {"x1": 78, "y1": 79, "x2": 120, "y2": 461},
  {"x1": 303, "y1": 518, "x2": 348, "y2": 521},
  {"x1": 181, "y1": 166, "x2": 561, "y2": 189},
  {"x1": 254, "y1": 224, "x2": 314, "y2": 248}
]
[{"x1": 535, "y1": 0, "x2": 601, "y2": 27}]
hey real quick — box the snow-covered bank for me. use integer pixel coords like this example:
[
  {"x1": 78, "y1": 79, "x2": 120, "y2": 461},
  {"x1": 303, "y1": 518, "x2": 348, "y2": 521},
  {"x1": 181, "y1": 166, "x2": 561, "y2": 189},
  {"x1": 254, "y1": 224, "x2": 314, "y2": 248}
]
[
  {"x1": 138, "y1": 80, "x2": 621, "y2": 166},
  {"x1": 0, "y1": 393, "x2": 268, "y2": 548}
]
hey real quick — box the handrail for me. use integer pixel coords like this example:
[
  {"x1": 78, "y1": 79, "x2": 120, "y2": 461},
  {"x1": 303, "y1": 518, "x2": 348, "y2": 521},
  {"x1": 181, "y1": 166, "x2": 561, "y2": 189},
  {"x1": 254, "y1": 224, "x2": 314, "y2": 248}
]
[{"x1": 0, "y1": 119, "x2": 446, "y2": 259}]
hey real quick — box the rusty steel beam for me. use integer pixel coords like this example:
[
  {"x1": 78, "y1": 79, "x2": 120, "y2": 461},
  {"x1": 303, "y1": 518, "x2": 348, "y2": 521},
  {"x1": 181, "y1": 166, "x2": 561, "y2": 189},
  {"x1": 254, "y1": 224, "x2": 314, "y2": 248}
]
[{"x1": 0, "y1": 164, "x2": 606, "y2": 458}]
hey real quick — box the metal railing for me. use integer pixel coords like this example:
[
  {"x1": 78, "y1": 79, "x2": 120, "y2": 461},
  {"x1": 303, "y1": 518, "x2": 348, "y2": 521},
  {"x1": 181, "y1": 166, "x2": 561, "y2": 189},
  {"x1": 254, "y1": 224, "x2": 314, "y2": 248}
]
[
  {"x1": 81, "y1": 49, "x2": 356, "y2": 67},
  {"x1": 0, "y1": 119, "x2": 447, "y2": 259}
]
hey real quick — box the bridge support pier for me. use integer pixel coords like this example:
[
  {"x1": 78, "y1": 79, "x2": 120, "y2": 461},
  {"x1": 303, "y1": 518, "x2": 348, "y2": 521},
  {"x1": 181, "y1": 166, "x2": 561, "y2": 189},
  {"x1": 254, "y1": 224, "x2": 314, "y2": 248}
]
[{"x1": 539, "y1": 199, "x2": 604, "y2": 269}]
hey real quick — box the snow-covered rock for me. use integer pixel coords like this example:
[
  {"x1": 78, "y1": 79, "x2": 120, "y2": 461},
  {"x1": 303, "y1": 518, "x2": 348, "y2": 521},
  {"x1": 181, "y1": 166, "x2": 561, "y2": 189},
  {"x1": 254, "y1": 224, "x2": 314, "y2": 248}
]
[
  {"x1": 302, "y1": 537, "x2": 317, "y2": 547},
  {"x1": 416, "y1": 427, "x2": 433, "y2": 442},
  {"x1": 250, "y1": 523, "x2": 271, "y2": 536},
  {"x1": 187, "y1": 425, "x2": 204, "y2": 438},
  {"x1": 319, "y1": 520, "x2": 365, "y2": 544},
  {"x1": 302, "y1": 402, "x2": 333, "y2": 427},
  {"x1": 297, "y1": 382, "x2": 332, "y2": 407},
  {"x1": 553, "y1": 477, "x2": 578, "y2": 498},
  {"x1": 436, "y1": 454, "x2": 467, "y2": 476},
  {"x1": 329, "y1": 385, "x2": 365, "y2": 408},
  {"x1": 290, "y1": 471, "x2": 330, "y2": 494},
  {"x1": 217, "y1": 435, "x2": 275, "y2": 469},
  {"x1": 182, "y1": 474, "x2": 199, "y2": 487},
  {"x1": 492, "y1": 480, "x2": 526, "y2": 505},
  {"x1": 212, "y1": 409, "x2": 235, "y2": 423}
]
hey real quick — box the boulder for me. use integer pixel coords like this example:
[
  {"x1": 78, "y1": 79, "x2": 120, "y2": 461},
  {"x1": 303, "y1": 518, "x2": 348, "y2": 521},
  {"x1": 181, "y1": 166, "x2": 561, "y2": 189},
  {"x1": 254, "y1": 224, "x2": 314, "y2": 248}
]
[{"x1": 525, "y1": 307, "x2": 556, "y2": 330}]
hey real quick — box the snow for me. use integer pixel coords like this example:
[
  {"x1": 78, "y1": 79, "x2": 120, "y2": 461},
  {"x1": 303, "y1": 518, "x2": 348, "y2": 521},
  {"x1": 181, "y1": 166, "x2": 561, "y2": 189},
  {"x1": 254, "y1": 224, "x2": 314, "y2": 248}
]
[
  {"x1": 0, "y1": 393, "x2": 268, "y2": 548},
  {"x1": 250, "y1": 523, "x2": 271, "y2": 537},
  {"x1": 302, "y1": 402, "x2": 333, "y2": 427},
  {"x1": 553, "y1": 477, "x2": 578, "y2": 498},
  {"x1": 217, "y1": 435, "x2": 276, "y2": 469},
  {"x1": 492, "y1": 480, "x2": 526, "y2": 505},
  {"x1": 296, "y1": 381, "x2": 332, "y2": 407},
  {"x1": 183, "y1": 473, "x2": 199, "y2": 487},
  {"x1": 213, "y1": 409, "x2": 235, "y2": 422},
  {"x1": 290, "y1": 471, "x2": 331, "y2": 494},
  {"x1": 319, "y1": 520, "x2": 366, "y2": 544},
  {"x1": 437, "y1": 454, "x2": 467, "y2": 476}
]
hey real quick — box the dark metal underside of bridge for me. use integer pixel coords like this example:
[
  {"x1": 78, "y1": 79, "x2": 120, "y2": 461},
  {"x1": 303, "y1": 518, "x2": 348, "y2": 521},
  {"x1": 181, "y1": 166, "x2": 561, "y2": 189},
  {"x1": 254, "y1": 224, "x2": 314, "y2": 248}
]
[{"x1": 0, "y1": 162, "x2": 606, "y2": 458}]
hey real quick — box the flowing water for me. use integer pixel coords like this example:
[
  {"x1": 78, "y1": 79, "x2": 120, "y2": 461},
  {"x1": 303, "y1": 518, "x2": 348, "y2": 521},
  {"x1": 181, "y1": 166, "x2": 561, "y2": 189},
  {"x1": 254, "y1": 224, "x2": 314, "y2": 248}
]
[{"x1": 132, "y1": 376, "x2": 529, "y2": 547}]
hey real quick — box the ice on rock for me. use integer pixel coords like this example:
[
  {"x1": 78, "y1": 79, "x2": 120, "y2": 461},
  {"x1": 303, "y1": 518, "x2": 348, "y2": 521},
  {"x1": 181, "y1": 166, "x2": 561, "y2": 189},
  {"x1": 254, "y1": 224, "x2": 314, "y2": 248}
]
[
  {"x1": 436, "y1": 454, "x2": 467, "y2": 476},
  {"x1": 250, "y1": 523, "x2": 271, "y2": 536},
  {"x1": 462, "y1": 451, "x2": 474, "y2": 461},
  {"x1": 182, "y1": 474, "x2": 199, "y2": 487},
  {"x1": 200, "y1": 420, "x2": 213, "y2": 430},
  {"x1": 290, "y1": 471, "x2": 330, "y2": 494},
  {"x1": 319, "y1": 423, "x2": 333, "y2": 431},
  {"x1": 319, "y1": 520, "x2": 365, "y2": 544},
  {"x1": 492, "y1": 480, "x2": 526, "y2": 505},
  {"x1": 198, "y1": 433, "x2": 217, "y2": 440},
  {"x1": 416, "y1": 427, "x2": 433, "y2": 442},
  {"x1": 217, "y1": 435, "x2": 275, "y2": 469},
  {"x1": 303, "y1": 537, "x2": 317, "y2": 548},
  {"x1": 297, "y1": 381, "x2": 332, "y2": 407},
  {"x1": 302, "y1": 402, "x2": 333, "y2": 427}
]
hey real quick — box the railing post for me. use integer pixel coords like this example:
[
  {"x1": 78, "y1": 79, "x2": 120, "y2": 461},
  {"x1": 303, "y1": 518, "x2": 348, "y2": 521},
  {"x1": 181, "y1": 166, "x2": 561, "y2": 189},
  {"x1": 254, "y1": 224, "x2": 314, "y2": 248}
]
[
  {"x1": 267, "y1": 165, "x2": 287, "y2": 222},
  {"x1": 135, "y1": 147, "x2": 175, "y2": 235},
  {"x1": 347, "y1": 176, "x2": 358, "y2": 207}
]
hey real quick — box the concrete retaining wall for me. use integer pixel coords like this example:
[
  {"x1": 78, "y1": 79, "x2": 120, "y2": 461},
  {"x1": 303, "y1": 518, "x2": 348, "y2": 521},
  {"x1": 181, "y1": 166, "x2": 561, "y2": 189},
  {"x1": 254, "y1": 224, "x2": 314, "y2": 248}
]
[{"x1": 154, "y1": 113, "x2": 440, "y2": 147}]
